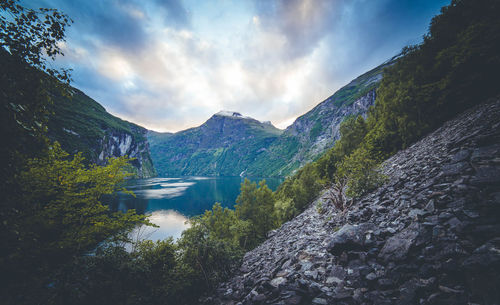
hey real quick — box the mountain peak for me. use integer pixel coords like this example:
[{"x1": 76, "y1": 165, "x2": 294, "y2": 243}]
[
  {"x1": 215, "y1": 110, "x2": 244, "y2": 117},
  {"x1": 213, "y1": 111, "x2": 262, "y2": 122}
]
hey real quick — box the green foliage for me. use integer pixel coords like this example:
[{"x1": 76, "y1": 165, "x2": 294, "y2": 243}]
[
  {"x1": 0, "y1": 0, "x2": 73, "y2": 81},
  {"x1": 274, "y1": 0, "x2": 500, "y2": 218},
  {"x1": 309, "y1": 120, "x2": 323, "y2": 140},
  {"x1": 364, "y1": 0, "x2": 500, "y2": 157},
  {"x1": 17, "y1": 142, "x2": 148, "y2": 251},
  {"x1": 274, "y1": 163, "x2": 323, "y2": 224},
  {"x1": 177, "y1": 217, "x2": 243, "y2": 294},
  {"x1": 274, "y1": 197, "x2": 296, "y2": 224},
  {"x1": 245, "y1": 135, "x2": 301, "y2": 177},
  {"x1": 59, "y1": 178, "x2": 280, "y2": 304},
  {"x1": 4, "y1": 0, "x2": 500, "y2": 304},
  {"x1": 273, "y1": 114, "x2": 378, "y2": 222},
  {"x1": 245, "y1": 63, "x2": 389, "y2": 178},
  {"x1": 315, "y1": 201, "x2": 324, "y2": 214},
  {"x1": 149, "y1": 117, "x2": 283, "y2": 177},
  {"x1": 235, "y1": 179, "x2": 276, "y2": 249},
  {"x1": 70, "y1": 240, "x2": 180, "y2": 305},
  {"x1": 336, "y1": 147, "x2": 386, "y2": 197},
  {"x1": 336, "y1": 115, "x2": 368, "y2": 156},
  {"x1": 1, "y1": 142, "x2": 151, "y2": 305},
  {"x1": 149, "y1": 59, "x2": 389, "y2": 179}
]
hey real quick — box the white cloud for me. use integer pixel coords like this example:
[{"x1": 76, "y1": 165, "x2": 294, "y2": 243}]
[{"x1": 57, "y1": 0, "x2": 446, "y2": 132}]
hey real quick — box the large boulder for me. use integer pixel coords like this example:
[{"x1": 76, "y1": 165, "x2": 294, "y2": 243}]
[
  {"x1": 326, "y1": 223, "x2": 374, "y2": 255},
  {"x1": 379, "y1": 223, "x2": 420, "y2": 262}
]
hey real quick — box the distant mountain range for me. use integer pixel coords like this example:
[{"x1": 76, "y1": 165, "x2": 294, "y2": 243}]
[
  {"x1": 149, "y1": 60, "x2": 393, "y2": 177},
  {"x1": 46, "y1": 58, "x2": 393, "y2": 178}
]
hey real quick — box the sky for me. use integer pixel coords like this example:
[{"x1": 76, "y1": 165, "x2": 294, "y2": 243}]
[{"x1": 33, "y1": 0, "x2": 449, "y2": 132}]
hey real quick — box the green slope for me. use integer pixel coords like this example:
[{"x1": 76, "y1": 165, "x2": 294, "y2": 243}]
[
  {"x1": 47, "y1": 88, "x2": 157, "y2": 178},
  {"x1": 148, "y1": 112, "x2": 283, "y2": 176},
  {"x1": 244, "y1": 60, "x2": 394, "y2": 177}
]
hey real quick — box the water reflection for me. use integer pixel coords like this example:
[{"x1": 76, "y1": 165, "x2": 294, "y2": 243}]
[
  {"x1": 129, "y1": 210, "x2": 190, "y2": 241},
  {"x1": 108, "y1": 176, "x2": 283, "y2": 241}
]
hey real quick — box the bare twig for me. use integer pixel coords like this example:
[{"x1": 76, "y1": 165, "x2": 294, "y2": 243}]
[{"x1": 324, "y1": 176, "x2": 351, "y2": 212}]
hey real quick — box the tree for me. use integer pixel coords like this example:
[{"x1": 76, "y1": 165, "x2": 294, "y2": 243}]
[
  {"x1": 1, "y1": 0, "x2": 72, "y2": 80},
  {"x1": 177, "y1": 216, "x2": 242, "y2": 300},
  {"x1": 0, "y1": 0, "x2": 73, "y2": 176},
  {"x1": 235, "y1": 179, "x2": 276, "y2": 249},
  {"x1": 1, "y1": 2, "x2": 79, "y2": 303},
  {"x1": 1, "y1": 143, "x2": 151, "y2": 304},
  {"x1": 364, "y1": 0, "x2": 500, "y2": 158},
  {"x1": 336, "y1": 147, "x2": 385, "y2": 197}
]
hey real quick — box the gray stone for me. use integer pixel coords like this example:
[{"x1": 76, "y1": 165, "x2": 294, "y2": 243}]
[
  {"x1": 451, "y1": 149, "x2": 471, "y2": 163},
  {"x1": 471, "y1": 145, "x2": 500, "y2": 163},
  {"x1": 377, "y1": 278, "x2": 395, "y2": 289},
  {"x1": 252, "y1": 293, "x2": 266, "y2": 302},
  {"x1": 270, "y1": 277, "x2": 287, "y2": 287},
  {"x1": 326, "y1": 223, "x2": 374, "y2": 255},
  {"x1": 284, "y1": 295, "x2": 302, "y2": 305},
  {"x1": 203, "y1": 100, "x2": 500, "y2": 305},
  {"x1": 442, "y1": 161, "x2": 469, "y2": 176},
  {"x1": 326, "y1": 276, "x2": 343, "y2": 285},
  {"x1": 425, "y1": 199, "x2": 435, "y2": 212},
  {"x1": 408, "y1": 209, "x2": 425, "y2": 219},
  {"x1": 304, "y1": 270, "x2": 318, "y2": 280},
  {"x1": 379, "y1": 223, "x2": 420, "y2": 262},
  {"x1": 311, "y1": 297, "x2": 328, "y2": 305},
  {"x1": 365, "y1": 272, "x2": 378, "y2": 281}
]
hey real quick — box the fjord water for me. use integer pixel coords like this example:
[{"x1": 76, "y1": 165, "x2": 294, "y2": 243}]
[{"x1": 108, "y1": 176, "x2": 283, "y2": 241}]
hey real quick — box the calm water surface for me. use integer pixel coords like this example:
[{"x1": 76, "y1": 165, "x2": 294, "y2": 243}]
[{"x1": 109, "y1": 176, "x2": 283, "y2": 241}]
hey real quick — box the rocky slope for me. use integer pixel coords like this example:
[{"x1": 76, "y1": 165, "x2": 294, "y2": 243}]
[
  {"x1": 205, "y1": 98, "x2": 500, "y2": 304},
  {"x1": 47, "y1": 88, "x2": 156, "y2": 178},
  {"x1": 148, "y1": 112, "x2": 283, "y2": 176}
]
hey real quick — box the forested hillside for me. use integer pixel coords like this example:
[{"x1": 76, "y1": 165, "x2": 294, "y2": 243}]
[
  {"x1": 149, "y1": 111, "x2": 283, "y2": 176},
  {"x1": 47, "y1": 88, "x2": 156, "y2": 178}
]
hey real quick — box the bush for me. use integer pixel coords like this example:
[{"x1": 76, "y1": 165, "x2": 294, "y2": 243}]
[{"x1": 337, "y1": 147, "x2": 386, "y2": 197}]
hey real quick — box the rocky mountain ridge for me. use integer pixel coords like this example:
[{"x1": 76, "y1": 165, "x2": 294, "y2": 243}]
[
  {"x1": 245, "y1": 89, "x2": 377, "y2": 177},
  {"x1": 258, "y1": 61, "x2": 387, "y2": 176},
  {"x1": 205, "y1": 98, "x2": 500, "y2": 304},
  {"x1": 148, "y1": 112, "x2": 283, "y2": 176},
  {"x1": 149, "y1": 61, "x2": 392, "y2": 177},
  {"x1": 47, "y1": 88, "x2": 157, "y2": 178}
]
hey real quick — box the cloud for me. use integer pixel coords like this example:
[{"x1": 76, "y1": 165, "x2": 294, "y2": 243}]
[
  {"x1": 36, "y1": 0, "x2": 190, "y2": 52},
  {"x1": 154, "y1": 0, "x2": 190, "y2": 28},
  {"x1": 253, "y1": 0, "x2": 343, "y2": 59},
  {"x1": 40, "y1": 0, "x2": 449, "y2": 132}
]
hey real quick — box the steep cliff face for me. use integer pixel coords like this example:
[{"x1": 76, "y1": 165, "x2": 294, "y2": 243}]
[
  {"x1": 206, "y1": 99, "x2": 500, "y2": 304},
  {"x1": 148, "y1": 112, "x2": 283, "y2": 176},
  {"x1": 97, "y1": 127, "x2": 156, "y2": 178},
  {"x1": 47, "y1": 88, "x2": 156, "y2": 178},
  {"x1": 245, "y1": 61, "x2": 390, "y2": 177}
]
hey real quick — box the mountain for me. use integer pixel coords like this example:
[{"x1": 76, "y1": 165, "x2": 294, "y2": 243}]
[
  {"x1": 149, "y1": 61, "x2": 392, "y2": 178},
  {"x1": 148, "y1": 111, "x2": 283, "y2": 176},
  {"x1": 47, "y1": 88, "x2": 157, "y2": 178},
  {"x1": 149, "y1": 111, "x2": 283, "y2": 176},
  {"x1": 244, "y1": 60, "x2": 394, "y2": 177}
]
